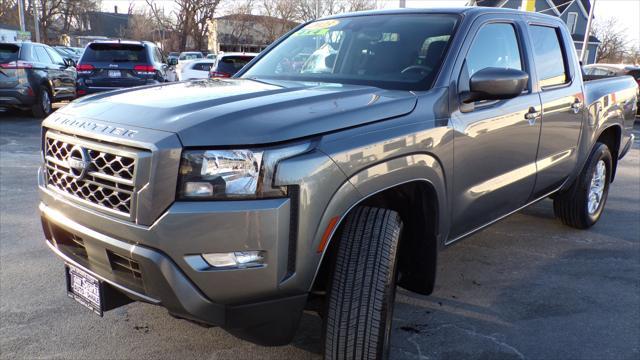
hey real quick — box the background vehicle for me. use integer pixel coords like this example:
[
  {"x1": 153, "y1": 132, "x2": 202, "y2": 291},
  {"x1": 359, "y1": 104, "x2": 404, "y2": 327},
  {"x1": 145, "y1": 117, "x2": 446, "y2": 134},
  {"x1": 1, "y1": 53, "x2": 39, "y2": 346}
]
[
  {"x1": 206, "y1": 53, "x2": 217, "y2": 60},
  {"x1": 584, "y1": 63, "x2": 640, "y2": 114},
  {"x1": 75, "y1": 40, "x2": 169, "y2": 95},
  {"x1": 0, "y1": 42, "x2": 76, "y2": 117},
  {"x1": 178, "y1": 51, "x2": 203, "y2": 64},
  {"x1": 208, "y1": 52, "x2": 257, "y2": 78},
  {"x1": 54, "y1": 46, "x2": 81, "y2": 63},
  {"x1": 38, "y1": 8, "x2": 637, "y2": 359},
  {"x1": 177, "y1": 59, "x2": 215, "y2": 80},
  {"x1": 167, "y1": 51, "x2": 179, "y2": 63}
]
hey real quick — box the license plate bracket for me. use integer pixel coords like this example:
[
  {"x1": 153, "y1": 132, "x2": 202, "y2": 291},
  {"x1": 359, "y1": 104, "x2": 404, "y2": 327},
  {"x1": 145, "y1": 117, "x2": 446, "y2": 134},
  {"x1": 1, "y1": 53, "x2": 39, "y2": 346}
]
[
  {"x1": 66, "y1": 264, "x2": 104, "y2": 316},
  {"x1": 108, "y1": 70, "x2": 121, "y2": 78}
]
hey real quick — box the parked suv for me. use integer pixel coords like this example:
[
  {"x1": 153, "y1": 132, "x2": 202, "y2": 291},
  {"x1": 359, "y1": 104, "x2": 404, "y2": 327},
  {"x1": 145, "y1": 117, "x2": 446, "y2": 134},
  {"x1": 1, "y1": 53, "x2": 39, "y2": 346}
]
[
  {"x1": 75, "y1": 40, "x2": 169, "y2": 95},
  {"x1": 0, "y1": 42, "x2": 76, "y2": 117}
]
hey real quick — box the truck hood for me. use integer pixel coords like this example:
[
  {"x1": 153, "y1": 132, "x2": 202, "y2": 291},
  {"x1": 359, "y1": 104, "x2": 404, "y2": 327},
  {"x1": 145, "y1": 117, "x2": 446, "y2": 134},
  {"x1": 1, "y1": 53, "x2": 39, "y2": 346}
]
[{"x1": 57, "y1": 79, "x2": 417, "y2": 146}]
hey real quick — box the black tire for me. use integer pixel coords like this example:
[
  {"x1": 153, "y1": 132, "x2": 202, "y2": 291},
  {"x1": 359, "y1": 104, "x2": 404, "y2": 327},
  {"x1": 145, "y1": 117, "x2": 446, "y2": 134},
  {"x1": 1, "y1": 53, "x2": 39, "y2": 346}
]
[
  {"x1": 31, "y1": 86, "x2": 52, "y2": 118},
  {"x1": 323, "y1": 206, "x2": 402, "y2": 360},
  {"x1": 553, "y1": 142, "x2": 612, "y2": 229}
]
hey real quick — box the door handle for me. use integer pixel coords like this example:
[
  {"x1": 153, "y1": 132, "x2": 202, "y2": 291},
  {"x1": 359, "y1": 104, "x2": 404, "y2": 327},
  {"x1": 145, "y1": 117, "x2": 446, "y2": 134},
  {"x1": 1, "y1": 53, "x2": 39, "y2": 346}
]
[
  {"x1": 571, "y1": 100, "x2": 582, "y2": 114},
  {"x1": 525, "y1": 107, "x2": 540, "y2": 124}
]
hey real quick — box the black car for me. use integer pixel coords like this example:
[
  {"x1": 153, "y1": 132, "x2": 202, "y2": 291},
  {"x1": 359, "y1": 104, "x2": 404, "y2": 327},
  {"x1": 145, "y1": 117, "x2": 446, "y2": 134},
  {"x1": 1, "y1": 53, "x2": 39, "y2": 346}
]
[
  {"x1": 76, "y1": 40, "x2": 169, "y2": 95},
  {"x1": 0, "y1": 42, "x2": 76, "y2": 117}
]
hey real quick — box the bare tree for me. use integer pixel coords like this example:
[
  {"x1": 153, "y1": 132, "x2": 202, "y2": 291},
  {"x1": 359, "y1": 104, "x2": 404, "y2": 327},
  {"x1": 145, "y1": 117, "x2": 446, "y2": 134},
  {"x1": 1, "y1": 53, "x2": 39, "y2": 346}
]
[
  {"x1": 592, "y1": 17, "x2": 630, "y2": 63},
  {"x1": 259, "y1": 0, "x2": 298, "y2": 43},
  {"x1": 295, "y1": 0, "x2": 378, "y2": 22}
]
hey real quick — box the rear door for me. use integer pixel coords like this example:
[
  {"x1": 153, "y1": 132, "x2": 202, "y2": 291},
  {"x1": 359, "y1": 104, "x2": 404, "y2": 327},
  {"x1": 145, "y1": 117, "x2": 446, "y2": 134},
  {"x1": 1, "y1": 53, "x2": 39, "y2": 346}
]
[
  {"x1": 79, "y1": 43, "x2": 148, "y2": 88},
  {"x1": 449, "y1": 16, "x2": 542, "y2": 240},
  {"x1": 527, "y1": 22, "x2": 584, "y2": 197},
  {"x1": 0, "y1": 43, "x2": 21, "y2": 89}
]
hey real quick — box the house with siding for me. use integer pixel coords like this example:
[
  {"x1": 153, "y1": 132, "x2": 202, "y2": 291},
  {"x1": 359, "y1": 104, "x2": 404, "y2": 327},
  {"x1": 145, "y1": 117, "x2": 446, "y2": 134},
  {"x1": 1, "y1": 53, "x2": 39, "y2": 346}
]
[{"x1": 466, "y1": 0, "x2": 600, "y2": 64}]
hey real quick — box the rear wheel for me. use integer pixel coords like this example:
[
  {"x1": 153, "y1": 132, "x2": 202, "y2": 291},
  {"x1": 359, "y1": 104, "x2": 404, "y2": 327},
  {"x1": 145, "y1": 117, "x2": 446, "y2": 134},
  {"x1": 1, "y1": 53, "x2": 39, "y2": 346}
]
[
  {"x1": 323, "y1": 206, "x2": 402, "y2": 360},
  {"x1": 553, "y1": 142, "x2": 612, "y2": 229},
  {"x1": 31, "y1": 87, "x2": 52, "y2": 118}
]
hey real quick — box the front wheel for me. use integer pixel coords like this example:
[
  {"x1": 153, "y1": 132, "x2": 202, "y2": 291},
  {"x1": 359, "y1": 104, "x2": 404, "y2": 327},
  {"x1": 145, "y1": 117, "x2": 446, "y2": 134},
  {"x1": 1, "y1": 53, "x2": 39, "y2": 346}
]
[
  {"x1": 323, "y1": 206, "x2": 403, "y2": 360},
  {"x1": 553, "y1": 142, "x2": 612, "y2": 229}
]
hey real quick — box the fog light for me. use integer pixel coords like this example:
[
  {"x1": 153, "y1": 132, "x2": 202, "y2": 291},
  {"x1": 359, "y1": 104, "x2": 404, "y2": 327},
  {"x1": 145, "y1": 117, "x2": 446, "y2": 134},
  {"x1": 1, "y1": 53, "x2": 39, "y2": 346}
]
[{"x1": 202, "y1": 251, "x2": 265, "y2": 269}]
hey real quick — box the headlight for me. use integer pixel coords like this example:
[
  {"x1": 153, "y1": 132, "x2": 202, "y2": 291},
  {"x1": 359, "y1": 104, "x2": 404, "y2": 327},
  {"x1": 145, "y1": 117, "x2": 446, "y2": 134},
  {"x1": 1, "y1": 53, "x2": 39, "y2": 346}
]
[{"x1": 177, "y1": 142, "x2": 312, "y2": 200}]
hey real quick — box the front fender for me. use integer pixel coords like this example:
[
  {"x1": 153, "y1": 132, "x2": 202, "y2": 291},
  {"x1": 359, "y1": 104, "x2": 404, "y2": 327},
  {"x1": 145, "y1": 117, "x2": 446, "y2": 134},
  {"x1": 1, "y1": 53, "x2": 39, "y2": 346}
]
[{"x1": 307, "y1": 153, "x2": 448, "y2": 291}]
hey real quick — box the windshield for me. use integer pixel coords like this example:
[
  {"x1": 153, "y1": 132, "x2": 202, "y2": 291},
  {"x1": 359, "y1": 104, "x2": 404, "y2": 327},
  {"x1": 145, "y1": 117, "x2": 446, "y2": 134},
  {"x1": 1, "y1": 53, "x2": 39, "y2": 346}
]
[
  {"x1": 242, "y1": 14, "x2": 458, "y2": 90},
  {"x1": 82, "y1": 43, "x2": 147, "y2": 63}
]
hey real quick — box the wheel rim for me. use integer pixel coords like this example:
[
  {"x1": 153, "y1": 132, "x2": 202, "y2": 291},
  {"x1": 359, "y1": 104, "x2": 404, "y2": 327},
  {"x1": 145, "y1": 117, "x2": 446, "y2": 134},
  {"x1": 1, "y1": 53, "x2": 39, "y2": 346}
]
[
  {"x1": 588, "y1": 160, "x2": 606, "y2": 214},
  {"x1": 42, "y1": 90, "x2": 51, "y2": 114}
]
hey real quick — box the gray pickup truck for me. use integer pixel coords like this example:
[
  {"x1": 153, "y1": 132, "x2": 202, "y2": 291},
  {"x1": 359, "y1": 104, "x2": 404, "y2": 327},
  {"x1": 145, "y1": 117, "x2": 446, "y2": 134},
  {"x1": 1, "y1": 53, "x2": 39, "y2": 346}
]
[{"x1": 38, "y1": 7, "x2": 637, "y2": 359}]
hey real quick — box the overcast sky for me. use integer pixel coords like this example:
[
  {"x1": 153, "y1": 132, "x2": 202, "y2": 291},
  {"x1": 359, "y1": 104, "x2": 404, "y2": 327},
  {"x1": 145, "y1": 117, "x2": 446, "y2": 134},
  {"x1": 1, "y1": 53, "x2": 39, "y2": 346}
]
[{"x1": 103, "y1": 0, "x2": 640, "y2": 46}]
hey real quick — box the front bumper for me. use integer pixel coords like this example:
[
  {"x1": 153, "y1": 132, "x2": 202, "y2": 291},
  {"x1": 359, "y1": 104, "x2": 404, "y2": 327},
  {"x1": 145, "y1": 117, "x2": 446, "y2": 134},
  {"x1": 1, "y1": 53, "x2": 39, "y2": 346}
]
[{"x1": 39, "y1": 171, "x2": 307, "y2": 344}]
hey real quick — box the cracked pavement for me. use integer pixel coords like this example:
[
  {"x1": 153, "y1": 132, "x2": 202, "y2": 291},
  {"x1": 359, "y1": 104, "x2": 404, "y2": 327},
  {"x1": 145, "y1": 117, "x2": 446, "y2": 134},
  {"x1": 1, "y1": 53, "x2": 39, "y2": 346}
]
[{"x1": 1, "y1": 108, "x2": 639, "y2": 359}]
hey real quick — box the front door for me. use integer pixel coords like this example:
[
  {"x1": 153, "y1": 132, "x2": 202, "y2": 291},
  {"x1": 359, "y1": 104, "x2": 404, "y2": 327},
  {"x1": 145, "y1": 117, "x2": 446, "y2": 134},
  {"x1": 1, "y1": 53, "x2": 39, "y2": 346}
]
[{"x1": 449, "y1": 19, "x2": 542, "y2": 241}]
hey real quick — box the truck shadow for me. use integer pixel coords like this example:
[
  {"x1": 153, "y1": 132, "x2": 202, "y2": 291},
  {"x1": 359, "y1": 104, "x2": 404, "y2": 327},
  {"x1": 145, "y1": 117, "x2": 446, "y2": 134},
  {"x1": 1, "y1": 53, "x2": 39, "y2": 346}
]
[{"x1": 288, "y1": 199, "x2": 639, "y2": 359}]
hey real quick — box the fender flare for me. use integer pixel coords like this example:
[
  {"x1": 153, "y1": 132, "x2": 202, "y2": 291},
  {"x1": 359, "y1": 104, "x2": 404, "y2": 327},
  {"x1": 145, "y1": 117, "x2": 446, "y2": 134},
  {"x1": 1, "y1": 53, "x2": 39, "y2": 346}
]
[{"x1": 307, "y1": 152, "x2": 448, "y2": 291}]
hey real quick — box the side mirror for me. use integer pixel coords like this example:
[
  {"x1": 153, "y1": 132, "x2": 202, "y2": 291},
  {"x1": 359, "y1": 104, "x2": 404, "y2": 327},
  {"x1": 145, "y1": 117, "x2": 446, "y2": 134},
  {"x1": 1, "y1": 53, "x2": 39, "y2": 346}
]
[
  {"x1": 168, "y1": 58, "x2": 178, "y2": 66},
  {"x1": 461, "y1": 67, "x2": 528, "y2": 103},
  {"x1": 64, "y1": 58, "x2": 76, "y2": 68}
]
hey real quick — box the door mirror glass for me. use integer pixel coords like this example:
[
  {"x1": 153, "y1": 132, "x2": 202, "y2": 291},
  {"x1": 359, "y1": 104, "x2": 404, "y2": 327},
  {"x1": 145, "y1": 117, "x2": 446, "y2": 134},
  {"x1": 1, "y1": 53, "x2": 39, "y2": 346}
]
[
  {"x1": 461, "y1": 67, "x2": 528, "y2": 103},
  {"x1": 64, "y1": 58, "x2": 76, "y2": 68}
]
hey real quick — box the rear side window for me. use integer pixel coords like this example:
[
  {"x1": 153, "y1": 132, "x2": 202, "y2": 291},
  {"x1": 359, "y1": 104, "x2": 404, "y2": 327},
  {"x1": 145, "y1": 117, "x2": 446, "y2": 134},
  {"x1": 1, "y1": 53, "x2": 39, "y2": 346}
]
[
  {"x1": 82, "y1": 43, "x2": 147, "y2": 63},
  {"x1": 529, "y1": 25, "x2": 569, "y2": 88},
  {"x1": 216, "y1": 56, "x2": 254, "y2": 75},
  {"x1": 466, "y1": 23, "x2": 522, "y2": 77},
  {"x1": 0, "y1": 44, "x2": 19, "y2": 63}
]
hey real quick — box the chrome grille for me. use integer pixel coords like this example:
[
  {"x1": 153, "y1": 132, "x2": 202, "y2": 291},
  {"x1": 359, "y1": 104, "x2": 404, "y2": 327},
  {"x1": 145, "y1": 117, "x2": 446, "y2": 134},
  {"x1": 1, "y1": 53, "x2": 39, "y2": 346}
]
[{"x1": 44, "y1": 131, "x2": 138, "y2": 216}]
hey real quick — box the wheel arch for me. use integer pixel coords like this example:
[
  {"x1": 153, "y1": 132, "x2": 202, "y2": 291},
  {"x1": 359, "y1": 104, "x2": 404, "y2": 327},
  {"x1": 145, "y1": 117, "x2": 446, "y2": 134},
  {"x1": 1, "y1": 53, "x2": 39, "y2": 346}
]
[
  {"x1": 594, "y1": 124, "x2": 622, "y2": 181},
  {"x1": 310, "y1": 153, "x2": 448, "y2": 296}
]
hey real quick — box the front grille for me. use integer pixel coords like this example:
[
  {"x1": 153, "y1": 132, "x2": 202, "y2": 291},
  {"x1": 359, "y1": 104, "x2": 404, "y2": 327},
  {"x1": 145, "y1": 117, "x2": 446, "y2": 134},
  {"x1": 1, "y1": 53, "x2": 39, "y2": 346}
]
[{"x1": 44, "y1": 131, "x2": 138, "y2": 216}]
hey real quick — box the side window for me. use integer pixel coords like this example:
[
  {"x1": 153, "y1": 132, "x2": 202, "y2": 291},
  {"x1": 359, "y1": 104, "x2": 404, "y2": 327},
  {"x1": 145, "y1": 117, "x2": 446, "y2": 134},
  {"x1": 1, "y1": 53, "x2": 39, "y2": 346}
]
[
  {"x1": 45, "y1": 46, "x2": 65, "y2": 65},
  {"x1": 566, "y1": 13, "x2": 578, "y2": 34},
  {"x1": 529, "y1": 25, "x2": 569, "y2": 88},
  {"x1": 466, "y1": 23, "x2": 522, "y2": 78},
  {"x1": 34, "y1": 46, "x2": 53, "y2": 64}
]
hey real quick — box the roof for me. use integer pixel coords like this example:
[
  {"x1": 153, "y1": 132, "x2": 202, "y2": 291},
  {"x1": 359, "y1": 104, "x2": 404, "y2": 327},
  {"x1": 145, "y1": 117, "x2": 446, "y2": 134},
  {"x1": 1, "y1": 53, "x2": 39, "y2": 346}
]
[
  {"x1": 324, "y1": 7, "x2": 557, "y2": 20},
  {"x1": 571, "y1": 33, "x2": 600, "y2": 43},
  {"x1": 552, "y1": 0, "x2": 592, "y2": 14}
]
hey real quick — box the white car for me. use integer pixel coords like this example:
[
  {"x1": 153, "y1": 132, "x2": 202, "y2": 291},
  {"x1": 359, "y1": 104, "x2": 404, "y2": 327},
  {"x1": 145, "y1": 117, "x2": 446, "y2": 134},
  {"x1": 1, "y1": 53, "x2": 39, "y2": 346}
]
[{"x1": 177, "y1": 59, "x2": 215, "y2": 81}]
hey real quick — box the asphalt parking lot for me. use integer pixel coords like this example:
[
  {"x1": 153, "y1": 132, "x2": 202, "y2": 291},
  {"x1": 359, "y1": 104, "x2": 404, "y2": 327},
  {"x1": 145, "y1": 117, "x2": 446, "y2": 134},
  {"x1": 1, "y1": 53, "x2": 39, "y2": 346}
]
[{"x1": 1, "y1": 107, "x2": 638, "y2": 360}]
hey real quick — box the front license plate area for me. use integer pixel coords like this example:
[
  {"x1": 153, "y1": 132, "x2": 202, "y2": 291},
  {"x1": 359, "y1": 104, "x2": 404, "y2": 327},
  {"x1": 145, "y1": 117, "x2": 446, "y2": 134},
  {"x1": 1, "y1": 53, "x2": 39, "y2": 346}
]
[
  {"x1": 108, "y1": 70, "x2": 121, "y2": 78},
  {"x1": 66, "y1": 264, "x2": 104, "y2": 316}
]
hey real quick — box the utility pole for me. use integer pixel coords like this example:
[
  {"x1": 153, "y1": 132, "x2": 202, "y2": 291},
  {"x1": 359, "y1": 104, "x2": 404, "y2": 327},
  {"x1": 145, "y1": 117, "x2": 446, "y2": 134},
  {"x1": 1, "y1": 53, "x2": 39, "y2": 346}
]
[
  {"x1": 17, "y1": 0, "x2": 26, "y2": 32},
  {"x1": 581, "y1": 0, "x2": 597, "y2": 64},
  {"x1": 33, "y1": 0, "x2": 41, "y2": 43}
]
